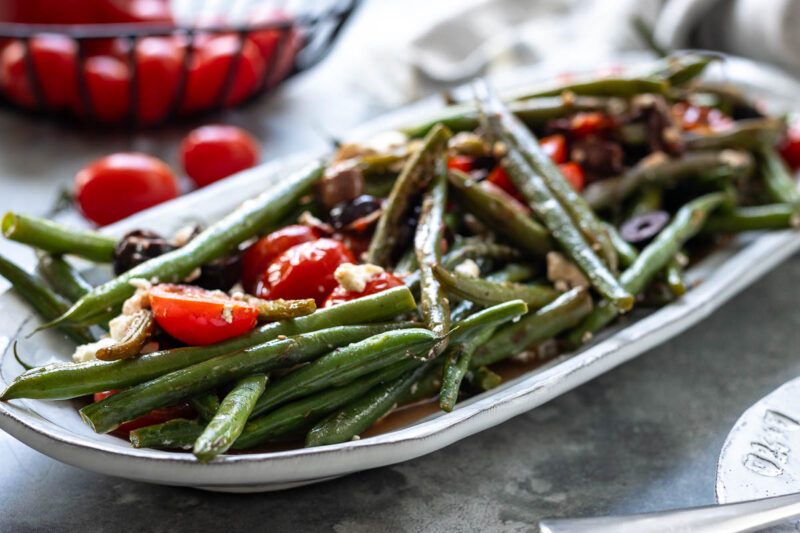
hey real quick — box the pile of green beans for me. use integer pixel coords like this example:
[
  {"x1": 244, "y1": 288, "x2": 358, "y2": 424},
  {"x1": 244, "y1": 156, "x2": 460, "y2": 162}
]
[{"x1": 3, "y1": 52, "x2": 798, "y2": 459}]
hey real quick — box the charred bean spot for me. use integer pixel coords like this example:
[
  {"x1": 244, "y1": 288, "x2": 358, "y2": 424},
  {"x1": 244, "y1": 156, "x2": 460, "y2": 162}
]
[
  {"x1": 620, "y1": 210, "x2": 671, "y2": 246},
  {"x1": 113, "y1": 230, "x2": 176, "y2": 275}
]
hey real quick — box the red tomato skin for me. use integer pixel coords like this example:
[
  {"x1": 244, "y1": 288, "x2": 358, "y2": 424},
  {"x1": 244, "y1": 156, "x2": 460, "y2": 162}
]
[
  {"x1": 180, "y1": 125, "x2": 261, "y2": 187},
  {"x1": 447, "y1": 156, "x2": 475, "y2": 173},
  {"x1": 135, "y1": 36, "x2": 184, "y2": 124},
  {"x1": 74, "y1": 152, "x2": 179, "y2": 226},
  {"x1": 671, "y1": 102, "x2": 734, "y2": 134},
  {"x1": 779, "y1": 126, "x2": 800, "y2": 171},
  {"x1": 0, "y1": 0, "x2": 102, "y2": 24},
  {"x1": 569, "y1": 112, "x2": 615, "y2": 137},
  {"x1": 323, "y1": 271, "x2": 405, "y2": 308},
  {"x1": 539, "y1": 134, "x2": 567, "y2": 164},
  {"x1": 149, "y1": 284, "x2": 259, "y2": 346},
  {"x1": 258, "y1": 239, "x2": 355, "y2": 305},
  {"x1": 96, "y1": 0, "x2": 173, "y2": 23},
  {"x1": 241, "y1": 225, "x2": 320, "y2": 293},
  {"x1": 486, "y1": 166, "x2": 526, "y2": 204},
  {"x1": 82, "y1": 55, "x2": 131, "y2": 122},
  {"x1": 558, "y1": 162, "x2": 585, "y2": 192}
]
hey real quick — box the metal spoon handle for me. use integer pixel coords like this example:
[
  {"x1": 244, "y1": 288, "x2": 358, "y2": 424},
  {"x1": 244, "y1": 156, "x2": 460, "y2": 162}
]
[{"x1": 539, "y1": 492, "x2": 800, "y2": 533}]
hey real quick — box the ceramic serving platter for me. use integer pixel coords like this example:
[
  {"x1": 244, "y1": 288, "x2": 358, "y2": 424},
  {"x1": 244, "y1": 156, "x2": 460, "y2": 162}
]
[{"x1": 2, "y1": 53, "x2": 800, "y2": 492}]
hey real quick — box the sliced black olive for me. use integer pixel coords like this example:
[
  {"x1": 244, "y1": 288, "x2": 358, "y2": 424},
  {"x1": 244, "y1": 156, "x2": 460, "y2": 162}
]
[
  {"x1": 195, "y1": 253, "x2": 243, "y2": 292},
  {"x1": 329, "y1": 195, "x2": 384, "y2": 231},
  {"x1": 113, "y1": 230, "x2": 176, "y2": 275},
  {"x1": 620, "y1": 210, "x2": 671, "y2": 246}
]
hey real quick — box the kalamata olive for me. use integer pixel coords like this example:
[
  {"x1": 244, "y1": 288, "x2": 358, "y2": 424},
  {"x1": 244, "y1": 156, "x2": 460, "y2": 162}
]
[
  {"x1": 113, "y1": 230, "x2": 176, "y2": 275},
  {"x1": 195, "y1": 253, "x2": 243, "y2": 292},
  {"x1": 329, "y1": 195, "x2": 384, "y2": 231},
  {"x1": 620, "y1": 210, "x2": 671, "y2": 246}
]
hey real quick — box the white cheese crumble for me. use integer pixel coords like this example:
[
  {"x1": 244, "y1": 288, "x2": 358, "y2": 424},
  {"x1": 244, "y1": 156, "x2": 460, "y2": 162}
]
[
  {"x1": 122, "y1": 281, "x2": 151, "y2": 315},
  {"x1": 454, "y1": 259, "x2": 480, "y2": 278},
  {"x1": 334, "y1": 263, "x2": 383, "y2": 293},
  {"x1": 221, "y1": 303, "x2": 234, "y2": 324},
  {"x1": 546, "y1": 252, "x2": 589, "y2": 292},
  {"x1": 73, "y1": 338, "x2": 117, "y2": 363}
]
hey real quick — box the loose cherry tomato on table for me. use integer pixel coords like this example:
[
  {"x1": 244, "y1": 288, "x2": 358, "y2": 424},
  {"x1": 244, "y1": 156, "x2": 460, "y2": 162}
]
[
  {"x1": 447, "y1": 155, "x2": 475, "y2": 173},
  {"x1": 323, "y1": 271, "x2": 405, "y2": 308},
  {"x1": 257, "y1": 238, "x2": 355, "y2": 305},
  {"x1": 74, "y1": 152, "x2": 179, "y2": 226},
  {"x1": 558, "y1": 162, "x2": 586, "y2": 192},
  {"x1": 241, "y1": 225, "x2": 320, "y2": 292},
  {"x1": 93, "y1": 390, "x2": 195, "y2": 433},
  {"x1": 179, "y1": 125, "x2": 261, "y2": 187},
  {"x1": 779, "y1": 126, "x2": 800, "y2": 171},
  {"x1": 0, "y1": 35, "x2": 78, "y2": 110},
  {"x1": 149, "y1": 284, "x2": 259, "y2": 345}
]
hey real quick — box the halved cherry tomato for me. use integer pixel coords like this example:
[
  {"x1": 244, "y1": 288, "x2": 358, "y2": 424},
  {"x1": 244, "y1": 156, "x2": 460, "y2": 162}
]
[
  {"x1": 323, "y1": 271, "x2": 405, "y2": 308},
  {"x1": 82, "y1": 55, "x2": 130, "y2": 122},
  {"x1": 539, "y1": 134, "x2": 567, "y2": 164},
  {"x1": 180, "y1": 125, "x2": 261, "y2": 187},
  {"x1": 149, "y1": 284, "x2": 259, "y2": 345},
  {"x1": 671, "y1": 102, "x2": 733, "y2": 134},
  {"x1": 558, "y1": 162, "x2": 585, "y2": 192},
  {"x1": 447, "y1": 155, "x2": 475, "y2": 173},
  {"x1": 135, "y1": 36, "x2": 184, "y2": 124},
  {"x1": 181, "y1": 35, "x2": 265, "y2": 113},
  {"x1": 241, "y1": 225, "x2": 320, "y2": 292},
  {"x1": 93, "y1": 390, "x2": 195, "y2": 433},
  {"x1": 779, "y1": 126, "x2": 800, "y2": 171},
  {"x1": 257, "y1": 238, "x2": 355, "y2": 305},
  {"x1": 74, "y1": 152, "x2": 179, "y2": 226},
  {"x1": 569, "y1": 112, "x2": 615, "y2": 137},
  {"x1": 486, "y1": 166, "x2": 525, "y2": 204}
]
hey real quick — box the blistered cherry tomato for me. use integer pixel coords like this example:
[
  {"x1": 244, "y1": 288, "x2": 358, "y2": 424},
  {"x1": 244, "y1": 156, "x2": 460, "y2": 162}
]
[
  {"x1": 258, "y1": 238, "x2": 355, "y2": 305},
  {"x1": 149, "y1": 284, "x2": 258, "y2": 345},
  {"x1": 558, "y1": 162, "x2": 585, "y2": 192},
  {"x1": 241, "y1": 225, "x2": 320, "y2": 292},
  {"x1": 569, "y1": 112, "x2": 615, "y2": 137},
  {"x1": 74, "y1": 152, "x2": 178, "y2": 226},
  {"x1": 182, "y1": 35, "x2": 265, "y2": 113},
  {"x1": 180, "y1": 125, "x2": 261, "y2": 187},
  {"x1": 93, "y1": 390, "x2": 195, "y2": 433},
  {"x1": 0, "y1": 35, "x2": 78, "y2": 110},
  {"x1": 82, "y1": 55, "x2": 130, "y2": 122},
  {"x1": 779, "y1": 126, "x2": 800, "y2": 171},
  {"x1": 323, "y1": 271, "x2": 405, "y2": 308},
  {"x1": 539, "y1": 134, "x2": 567, "y2": 164},
  {"x1": 447, "y1": 155, "x2": 475, "y2": 173}
]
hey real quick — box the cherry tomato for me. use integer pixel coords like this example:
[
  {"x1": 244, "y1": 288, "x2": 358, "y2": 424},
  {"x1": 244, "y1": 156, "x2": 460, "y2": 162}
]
[
  {"x1": 558, "y1": 162, "x2": 585, "y2": 192},
  {"x1": 179, "y1": 125, "x2": 261, "y2": 187},
  {"x1": 0, "y1": 0, "x2": 101, "y2": 24},
  {"x1": 149, "y1": 284, "x2": 259, "y2": 345},
  {"x1": 247, "y1": 9, "x2": 300, "y2": 86},
  {"x1": 93, "y1": 390, "x2": 195, "y2": 433},
  {"x1": 241, "y1": 225, "x2": 320, "y2": 292},
  {"x1": 569, "y1": 112, "x2": 615, "y2": 137},
  {"x1": 82, "y1": 55, "x2": 130, "y2": 122},
  {"x1": 447, "y1": 156, "x2": 474, "y2": 173},
  {"x1": 257, "y1": 238, "x2": 355, "y2": 305},
  {"x1": 182, "y1": 35, "x2": 265, "y2": 113},
  {"x1": 323, "y1": 271, "x2": 405, "y2": 308},
  {"x1": 486, "y1": 166, "x2": 525, "y2": 204},
  {"x1": 480, "y1": 180, "x2": 530, "y2": 215},
  {"x1": 779, "y1": 126, "x2": 800, "y2": 171},
  {"x1": 0, "y1": 35, "x2": 78, "y2": 111},
  {"x1": 671, "y1": 102, "x2": 734, "y2": 134},
  {"x1": 135, "y1": 36, "x2": 184, "y2": 124},
  {"x1": 74, "y1": 152, "x2": 179, "y2": 226},
  {"x1": 96, "y1": 0, "x2": 173, "y2": 23},
  {"x1": 539, "y1": 134, "x2": 567, "y2": 164}
]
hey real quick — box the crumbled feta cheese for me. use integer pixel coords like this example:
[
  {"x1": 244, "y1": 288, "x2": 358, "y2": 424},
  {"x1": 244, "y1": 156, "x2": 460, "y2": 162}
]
[
  {"x1": 228, "y1": 283, "x2": 245, "y2": 300},
  {"x1": 221, "y1": 303, "x2": 234, "y2": 324},
  {"x1": 454, "y1": 259, "x2": 480, "y2": 278},
  {"x1": 72, "y1": 337, "x2": 116, "y2": 363},
  {"x1": 547, "y1": 252, "x2": 589, "y2": 292},
  {"x1": 334, "y1": 263, "x2": 383, "y2": 293},
  {"x1": 109, "y1": 313, "x2": 136, "y2": 341},
  {"x1": 122, "y1": 285, "x2": 151, "y2": 315},
  {"x1": 183, "y1": 267, "x2": 202, "y2": 283},
  {"x1": 172, "y1": 224, "x2": 198, "y2": 247},
  {"x1": 129, "y1": 278, "x2": 152, "y2": 291}
]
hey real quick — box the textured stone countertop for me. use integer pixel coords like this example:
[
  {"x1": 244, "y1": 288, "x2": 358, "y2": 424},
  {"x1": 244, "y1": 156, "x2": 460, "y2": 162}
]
[{"x1": 2, "y1": 2, "x2": 800, "y2": 531}]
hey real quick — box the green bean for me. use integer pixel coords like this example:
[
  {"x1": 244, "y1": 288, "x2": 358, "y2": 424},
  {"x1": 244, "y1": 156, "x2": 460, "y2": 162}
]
[
  {"x1": 602, "y1": 222, "x2": 639, "y2": 268},
  {"x1": 129, "y1": 419, "x2": 204, "y2": 449},
  {"x1": 35, "y1": 254, "x2": 93, "y2": 303},
  {"x1": 449, "y1": 262, "x2": 539, "y2": 322},
  {"x1": 628, "y1": 186, "x2": 663, "y2": 218},
  {"x1": 646, "y1": 53, "x2": 718, "y2": 85},
  {"x1": 95, "y1": 310, "x2": 154, "y2": 361},
  {"x1": 2, "y1": 212, "x2": 116, "y2": 262},
  {"x1": 13, "y1": 342, "x2": 34, "y2": 370},
  {"x1": 414, "y1": 160, "x2": 451, "y2": 357},
  {"x1": 472, "y1": 287, "x2": 592, "y2": 367},
  {"x1": 583, "y1": 151, "x2": 754, "y2": 210},
  {"x1": 394, "y1": 248, "x2": 418, "y2": 275},
  {"x1": 465, "y1": 366, "x2": 502, "y2": 392},
  {"x1": 396, "y1": 363, "x2": 442, "y2": 406},
  {"x1": 702, "y1": 204, "x2": 799, "y2": 233},
  {"x1": 234, "y1": 357, "x2": 422, "y2": 449},
  {"x1": 189, "y1": 392, "x2": 219, "y2": 422},
  {"x1": 433, "y1": 264, "x2": 558, "y2": 309},
  {"x1": 250, "y1": 328, "x2": 438, "y2": 417},
  {"x1": 0, "y1": 253, "x2": 94, "y2": 345},
  {"x1": 79, "y1": 324, "x2": 410, "y2": 433},
  {"x1": 759, "y1": 144, "x2": 800, "y2": 206},
  {"x1": 566, "y1": 192, "x2": 727, "y2": 347},
  {"x1": 241, "y1": 297, "x2": 317, "y2": 322},
  {"x1": 479, "y1": 83, "x2": 618, "y2": 272},
  {"x1": 1, "y1": 286, "x2": 416, "y2": 401},
  {"x1": 664, "y1": 256, "x2": 686, "y2": 297},
  {"x1": 439, "y1": 325, "x2": 496, "y2": 412},
  {"x1": 683, "y1": 118, "x2": 785, "y2": 151},
  {"x1": 442, "y1": 243, "x2": 521, "y2": 269},
  {"x1": 193, "y1": 374, "x2": 268, "y2": 461},
  {"x1": 510, "y1": 77, "x2": 668, "y2": 100},
  {"x1": 367, "y1": 124, "x2": 451, "y2": 266},
  {"x1": 448, "y1": 169, "x2": 552, "y2": 257},
  {"x1": 50, "y1": 162, "x2": 324, "y2": 328},
  {"x1": 305, "y1": 363, "x2": 433, "y2": 447}
]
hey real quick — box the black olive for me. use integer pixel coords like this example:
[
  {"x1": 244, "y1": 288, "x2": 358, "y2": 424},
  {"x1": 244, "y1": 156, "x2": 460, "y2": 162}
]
[
  {"x1": 328, "y1": 195, "x2": 384, "y2": 231},
  {"x1": 113, "y1": 230, "x2": 176, "y2": 275},
  {"x1": 195, "y1": 253, "x2": 243, "y2": 292},
  {"x1": 620, "y1": 210, "x2": 671, "y2": 246}
]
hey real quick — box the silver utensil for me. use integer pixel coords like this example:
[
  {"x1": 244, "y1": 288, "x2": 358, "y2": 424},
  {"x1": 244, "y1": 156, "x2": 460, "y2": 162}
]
[{"x1": 540, "y1": 376, "x2": 800, "y2": 533}]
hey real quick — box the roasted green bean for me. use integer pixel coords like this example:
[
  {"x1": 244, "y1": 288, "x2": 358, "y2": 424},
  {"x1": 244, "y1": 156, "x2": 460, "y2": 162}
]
[{"x1": 2, "y1": 212, "x2": 116, "y2": 262}]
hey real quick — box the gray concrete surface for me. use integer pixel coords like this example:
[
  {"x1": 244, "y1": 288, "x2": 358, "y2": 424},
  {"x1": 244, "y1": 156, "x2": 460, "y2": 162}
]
[{"x1": 2, "y1": 2, "x2": 800, "y2": 531}]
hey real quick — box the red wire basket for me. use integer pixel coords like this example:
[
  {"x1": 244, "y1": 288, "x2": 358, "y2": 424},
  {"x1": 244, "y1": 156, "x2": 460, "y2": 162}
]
[{"x1": 0, "y1": 0, "x2": 359, "y2": 128}]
